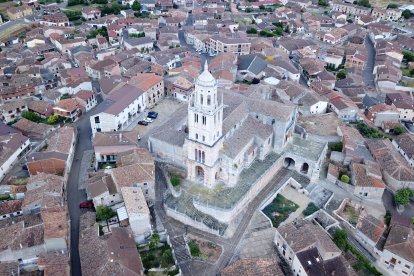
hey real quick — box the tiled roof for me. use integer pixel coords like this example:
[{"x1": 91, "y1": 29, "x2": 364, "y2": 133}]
[
  {"x1": 0, "y1": 199, "x2": 22, "y2": 216},
  {"x1": 394, "y1": 133, "x2": 414, "y2": 159},
  {"x1": 111, "y1": 163, "x2": 154, "y2": 189},
  {"x1": 41, "y1": 206, "x2": 68, "y2": 240},
  {"x1": 221, "y1": 258, "x2": 284, "y2": 276},
  {"x1": 384, "y1": 224, "x2": 414, "y2": 263},
  {"x1": 38, "y1": 252, "x2": 70, "y2": 276},
  {"x1": 357, "y1": 215, "x2": 385, "y2": 243}
]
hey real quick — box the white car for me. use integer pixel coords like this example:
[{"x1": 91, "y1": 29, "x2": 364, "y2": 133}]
[{"x1": 144, "y1": 117, "x2": 153, "y2": 123}]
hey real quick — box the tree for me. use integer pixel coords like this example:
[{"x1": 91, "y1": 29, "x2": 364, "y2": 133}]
[
  {"x1": 160, "y1": 249, "x2": 173, "y2": 268},
  {"x1": 336, "y1": 69, "x2": 346, "y2": 80},
  {"x1": 333, "y1": 228, "x2": 348, "y2": 250},
  {"x1": 394, "y1": 188, "x2": 413, "y2": 206},
  {"x1": 403, "y1": 51, "x2": 414, "y2": 62},
  {"x1": 96, "y1": 206, "x2": 116, "y2": 221},
  {"x1": 357, "y1": 0, "x2": 371, "y2": 7},
  {"x1": 47, "y1": 114, "x2": 60, "y2": 125},
  {"x1": 403, "y1": 9, "x2": 412, "y2": 19},
  {"x1": 173, "y1": 3, "x2": 178, "y2": 8},
  {"x1": 393, "y1": 126, "x2": 405, "y2": 135},
  {"x1": 148, "y1": 233, "x2": 160, "y2": 249},
  {"x1": 318, "y1": 0, "x2": 328, "y2": 7},
  {"x1": 131, "y1": 1, "x2": 141, "y2": 11},
  {"x1": 246, "y1": 27, "x2": 257, "y2": 34},
  {"x1": 340, "y1": 174, "x2": 350, "y2": 183},
  {"x1": 387, "y1": 3, "x2": 398, "y2": 9},
  {"x1": 259, "y1": 5, "x2": 265, "y2": 10},
  {"x1": 274, "y1": 27, "x2": 283, "y2": 36}
]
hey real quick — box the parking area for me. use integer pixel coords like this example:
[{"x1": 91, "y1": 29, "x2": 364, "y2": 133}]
[{"x1": 126, "y1": 98, "x2": 186, "y2": 146}]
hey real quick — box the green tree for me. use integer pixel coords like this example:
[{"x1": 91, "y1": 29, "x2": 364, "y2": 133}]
[
  {"x1": 318, "y1": 0, "x2": 328, "y2": 7},
  {"x1": 47, "y1": 114, "x2": 60, "y2": 125},
  {"x1": 274, "y1": 27, "x2": 283, "y2": 36},
  {"x1": 333, "y1": 228, "x2": 348, "y2": 250},
  {"x1": 336, "y1": 69, "x2": 346, "y2": 80},
  {"x1": 173, "y1": 2, "x2": 178, "y2": 8},
  {"x1": 357, "y1": 0, "x2": 371, "y2": 7},
  {"x1": 302, "y1": 202, "x2": 319, "y2": 216},
  {"x1": 259, "y1": 5, "x2": 265, "y2": 9},
  {"x1": 394, "y1": 188, "x2": 413, "y2": 206},
  {"x1": 148, "y1": 233, "x2": 160, "y2": 249},
  {"x1": 170, "y1": 175, "x2": 180, "y2": 186},
  {"x1": 246, "y1": 27, "x2": 257, "y2": 34},
  {"x1": 393, "y1": 126, "x2": 405, "y2": 135},
  {"x1": 403, "y1": 9, "x2": 412, "y2": 19},
  {"x1": 403, "y1": 51, "x2": 414, "y2": 62},
  {"x1": 340, "y1": 174, "x2": 350, "y2": 183},
  {"x1": 132, "y1": 1, "x2": 141, "y2": 11},
  {"x1": 160, "y1": 249, "x2": 173, "y2": 268},
  {"x1": 387, "y1": 3, "x2": 398, "y2": 9},
  {"x1": 22, "y1": 111, "x2": 42, "y2": 123},
  {"x1": 188, "y1": 240, "x2": 201, "y2": 256},
  {"x1": 96, "y1": 206, "x2": 116, "y2": 221}
]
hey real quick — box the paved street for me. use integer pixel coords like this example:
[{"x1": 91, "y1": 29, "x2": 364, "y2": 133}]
[
  {"x1": 363, "y1": 35, "x2": 376, "y2": 87},
  {"x1": 67, "y1": 95, "x2": 107, "y2": 276},
  {"x1": 155, "y1": 164, "x2": 293, "y2": 275}
]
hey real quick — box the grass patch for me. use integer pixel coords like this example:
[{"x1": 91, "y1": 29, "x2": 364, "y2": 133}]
[
  {"x1": 262, "y1": 194, "x2": 299, "y2": 227},
  {"x1": 188, "y1": 240, "x2": 201, "y2": 257},
  {"x1": 10, "y1": 177, "x2": 29, "y2": 186}
]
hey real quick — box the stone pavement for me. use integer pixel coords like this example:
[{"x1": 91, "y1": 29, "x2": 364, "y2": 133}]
[
  {"x1": 77, "y1": 150, "x2": 94, "y2": 190},
  {"x1": 231, "y1": 211, "x2": 277, "y2": 261}
]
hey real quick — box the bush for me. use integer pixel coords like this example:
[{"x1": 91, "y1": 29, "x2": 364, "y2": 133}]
[
  {"x1": 333, "y1": 228, "x2": 348, "y2": 250},
  {"x1": 318, "y1": 0, "x2": 328, "y2": 6},
  {"x1": 0, "y1": 194, "x2": 10, "y2": 201},
  {"x1": 303, "y1": 202, "x2": 319, "y2": 216},
  {"x1": 403, "y1": 50, "x2": 414, "y2": 62},
  {"x1": 403, "y1": 9, "x2": 412, "y2": 19},
  {"x1": 329, "y1": 141, "x2": 343, "y2": 152},
  {"x1": 246, "y1": 28, "x2": 257, "y2": 34},
  {"x1": 96, "y1": 206, "x2": 116, "y2": 221},
  {"x1": 387, "y1": 3, "x2": 398, "y2": 8},
  {"x1": 63, "y1": 10, "x2": 82, "y2": 21},
  {"x1": 170, "y1": 175, "x2": 180, "y2": 187},
  {"x1": 393, "y1": 126, "x2": 405, "y2": 135},
  {"x1": 47, "y1": 114, "x2": 62, "y2": 125},
  {"x1": 356, "y1": 121, "x2": 384, "y2": 138},
  {"x1": 98, "y1": 224, "x2": 104, "y2": 236},
  {"x1": 336, "y1": 69, "x2": 346, "y2": 80},
  {"x1": 357, "y1": 0, "x2": 371, "y2": 7},
  {"x1": 148, "y1": 233, "x2": 160, "y2": 250},
  {"x1": 384, "y1": 211, "x2": 391, "y2": 226},
  {"x1": 22, "y1": 111, "x2": 42, "y2": 123},
  {"x1": 188, "y1": 240, "x2": 201, "y2": 257},
  {"x1": 160, "y1": 249, "x2": 173, "y2": 268},
  {"x1": 394, "y1": 188, "x2": 413, "y2": 206},
  {"x1": 340, "y1": 174, "x2": 350, "y2": 183}
]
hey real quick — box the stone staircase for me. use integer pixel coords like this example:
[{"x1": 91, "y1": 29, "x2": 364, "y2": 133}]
[{"x1": 171, "y1": 236, "x2": 191, "y2": 263}]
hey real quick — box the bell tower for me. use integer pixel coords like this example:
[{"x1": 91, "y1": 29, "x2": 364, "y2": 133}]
[{"x1": 186, "y1": 62, "x2": 223, "y2": 188}]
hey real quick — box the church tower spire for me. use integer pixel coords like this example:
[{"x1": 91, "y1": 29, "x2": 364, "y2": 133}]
[{"x1": 186, "y1": 62, "x2": 224, "y2": 188}]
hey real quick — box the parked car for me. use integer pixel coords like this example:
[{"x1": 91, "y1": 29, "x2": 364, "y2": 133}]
[
  {"x1": 148, "y1": 111, "x2": 158, "y2": 119},
  {"x1": 144, "y1": 117, "x2": 153, "y2": 123},
  {"x1": 79, "y1": 201, "x2": 94, "y2": 209},
  {"x1": 138, "y1": 120, "x2": 149, "y2": 126}
]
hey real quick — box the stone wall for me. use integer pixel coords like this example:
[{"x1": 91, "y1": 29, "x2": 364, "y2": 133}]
[
  {"x1": 192, "y1": 157, "x2": 284, "y2": 223},
  {"x1": 164, "y1": 204, "x2": 220, "y2": 235}
]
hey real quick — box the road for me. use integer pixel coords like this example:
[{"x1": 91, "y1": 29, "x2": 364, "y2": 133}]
[
  {"x1": 154, "y1": 165, "x2": 293, "y2": 275},
  {"x1": 67, "y1": 94, "x2": 107, "y2": 276},
  {"x1": 363, "y1": 35, "x2": 376, "y2": 87}
]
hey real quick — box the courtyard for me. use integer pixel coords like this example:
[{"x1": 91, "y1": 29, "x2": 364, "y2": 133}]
[{"x1": 262, "y1": 193, "x2": 299, "y2": 227}]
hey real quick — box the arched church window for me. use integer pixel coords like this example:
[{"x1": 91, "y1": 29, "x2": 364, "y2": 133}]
[
  {"x1": 207, "y1": 95, "x2": 211, "y2": 105},
  {"x1": 195, "y1": 149, "x2": 197, "y2": 160},
  {"x1": 196, "y1": 133, "x2": 198, "y2": 139},
  {"x1": 200, "y1": 95, "x2": 203, "y2": 105},
  {"x1": 202, "y1": 151, "x2": 205, "y2": 163}
]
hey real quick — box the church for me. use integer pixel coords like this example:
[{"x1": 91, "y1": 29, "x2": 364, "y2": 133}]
[{"x1": 149, "y1": 62, "x2": 303, "y2": 188}]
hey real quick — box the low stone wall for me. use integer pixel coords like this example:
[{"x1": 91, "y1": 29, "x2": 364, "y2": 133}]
[
  {"x1": 192, "y1": 157, "x2": 284, "y2": 223},
  {"x1": 165, "y1": 204, "x2": 220, "y2": 235}
]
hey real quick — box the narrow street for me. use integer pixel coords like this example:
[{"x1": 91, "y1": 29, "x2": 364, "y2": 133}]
[
  {"x1": 67, "y1": 95, "x2": 107, "y2": 276},
  {"x1": 363, "y1": 35, "x2": 376, "y2": 87}
]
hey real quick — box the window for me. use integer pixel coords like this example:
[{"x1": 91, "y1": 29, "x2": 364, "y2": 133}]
[
  {"x1": 94, "y1": 116, "x2": 100, "y2": 123},
  {"x1": 202, "y1": 116, "x2": 206, "y2": 125},
  {"x1": 195, "y1": 149, "x2": 198, "y2": 160},
  {"x1": 144, "y1": 182, "x2": 147, "y2": 186},
  {"x1": 200, "y1": 94, "x2": 203, "y2": 105},
  {"x1": 202, "y1": 136, "x2": 205, "y2": 142},
  {"x1": 207, "y1": 95, "x2": 211, "y2": 105},
  {"x1": 196, "y1": 133, "x2": 198, "y2": 139}
]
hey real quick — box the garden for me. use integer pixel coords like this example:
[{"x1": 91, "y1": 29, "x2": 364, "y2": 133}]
[
  {"x1": 262, "y1": 194, "x2": 299, "y2": 227},
  {"x1": 187, "y1": 238, "x2": 221, "y2": 262},
  {"x1": 137, "y1": 233, "x2": 178, "y2": 275}
]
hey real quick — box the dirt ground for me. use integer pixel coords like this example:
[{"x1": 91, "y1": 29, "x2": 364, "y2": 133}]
[{"x1": 188, "y1": 235, "x2": 222, "y2": 263}]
